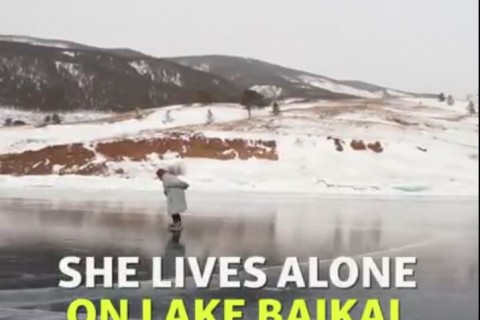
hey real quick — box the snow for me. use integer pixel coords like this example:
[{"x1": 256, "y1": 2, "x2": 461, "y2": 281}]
[
  {"x1": 192, "y1": 63, "x2": 211, "y2": 72},
  {"x1": 167, "y1": 71, "x2": 182, "y2": 86},
  {"x1": 128, "y1": 60, "x2": 183, "y2": 85},
  {"x1": 297, "y1": 75, "x2": 380, "y2": 98},
  {"x1": 0, "y1": 104, "x2": 249, "y2": 153},
  {"x1": 281, "y1": 98, "x2": 309, "y2": 105},
  {"x1": 55, "y1": 61, "x2": 80, "y2": 77},
  {"x1": 0, "y1": 107, "x2": 112, "y2": 127},
  {"x1": 61, "y1": 51, "x2": 76, "y2": 57},
  {"x1": 385, "y1": 89, "x2": 412, "y2": 98},
  {"x1": 0, "y1": 35, "x2": 71, "y2": 49},
  {"x1": 54, "y1": 61, "x2": 92, "y2": 88},
  {"x1": 250, "y1": 85, "x2": 283, "y2": 98},
  {"x1": 129, "y1": 60, "x2": 151, "y2": 77},
  {"x1": 278, "y1": 73, "x2": 413, "y2": 99},
  {"x1": 0, "y1": 98, "x2": 478, "y2": 196}
]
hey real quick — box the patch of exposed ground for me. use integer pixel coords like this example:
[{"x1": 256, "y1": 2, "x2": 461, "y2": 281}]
[
  {"x1": 0, "y1": 132, "x2": 277, "y2": 176},
  {"x1": 328, "y1": 137, "x2": 384, "y2": 153}
]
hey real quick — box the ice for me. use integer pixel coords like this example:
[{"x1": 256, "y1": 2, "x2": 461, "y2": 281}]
[
  {"x1": 0, "y1": 308, "x2": 68, "y2": 320},
  {"x1": 0, "y1": 195, "x2": 477, "y2": 319}
]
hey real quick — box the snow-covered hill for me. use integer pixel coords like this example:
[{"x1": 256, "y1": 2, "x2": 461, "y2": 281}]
[
  {"x1": 170, "y1": 55, "x2": 416, "y2": 100},
  {"x1": 0, "y1": 98, "x2": 477, "y2": 196},
  {"x1": 0, "y1": 35, "x2": 88, "y2": 49},
  {"x1": 0, "y1": 34, "x2": 148, "y2": 58},
  {"x1": 0, "y1": 40, "x2": 240, "y2": 111},
  {"x1": 0, "y1": 36, "x2": 423, "y2": 112}
]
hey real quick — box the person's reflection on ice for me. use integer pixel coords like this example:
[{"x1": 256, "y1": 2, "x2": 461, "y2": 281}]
[{"x1": 162, "y1": 231, "x2": 186, "y2": 279}]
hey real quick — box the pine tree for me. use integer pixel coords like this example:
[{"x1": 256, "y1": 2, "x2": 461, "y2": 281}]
[{"x1": 439, "y1": 92, "x2": 446, "y2": 102}]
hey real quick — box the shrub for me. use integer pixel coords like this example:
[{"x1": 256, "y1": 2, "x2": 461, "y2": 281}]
[
  {"x1": 272, "y1": 102, "x2": 280, "y2": 115},
  {"x1": 52, "y1": 113, "x2": 62, "y2": 124}
]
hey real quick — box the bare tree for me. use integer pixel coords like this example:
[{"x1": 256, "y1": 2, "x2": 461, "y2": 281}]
[
  {"x1": 241, "y1": 89, "x2": 264, "y2": 119},
  {"x1": 206, "y1": 109, "x2": 214, "y2": 124},
  {"x1": 272, "y1": 102, "x2": 281, "y2": 116},
  {"x1": 163, "y1": 110, "x2": 174, "y2": 123}
]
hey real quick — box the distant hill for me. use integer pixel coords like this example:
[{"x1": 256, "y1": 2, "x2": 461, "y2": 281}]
[
  {"x1": 0, "y1": 35, "x2": 421, "y2": 111},
  {"x1": 169, "y1": 55, "x2": 414, "y2": 100},
  {"x1": 0, "y1": 34, "x2": 148, "y2": 58},
  {"x1": 0, "y1": 40, "x2": 240, "y2": 111}
]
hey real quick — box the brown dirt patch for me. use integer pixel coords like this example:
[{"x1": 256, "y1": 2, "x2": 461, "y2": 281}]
[{"x1": 0, "y1": 133, "x2": 278, "y2": 176}]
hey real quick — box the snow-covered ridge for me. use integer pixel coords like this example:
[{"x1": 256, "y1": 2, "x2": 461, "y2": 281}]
[
  {"x1": 0, "y1": 41, "x2": 242, "y2": 111},
  {"x1": 170, "y1": 55, "x2": 418, "y2": 100},
  {"x1": 296, "y1": 75, "x2": 380, "y2": 98},
  {"x1": 0, "y1": 35, "x2": 74, "y2": 49},
  {"x1": 282, "y1": 74, "x2": 413, "y2": 99}
]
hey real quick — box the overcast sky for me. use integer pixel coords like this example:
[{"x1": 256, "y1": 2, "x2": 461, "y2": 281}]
[{"x1": 0, "y1": 0, "x2": 478, "y2": 96}]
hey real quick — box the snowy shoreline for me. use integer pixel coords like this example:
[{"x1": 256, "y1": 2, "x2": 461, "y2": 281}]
[
  {"x1": 0, "y1": 174, "x2": 477, "y2": 200},
  {"x1": 1, "y1": 98, "x2": 478, "y2": 199}
]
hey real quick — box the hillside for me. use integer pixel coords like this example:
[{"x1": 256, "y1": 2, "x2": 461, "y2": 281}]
[
  {"x1": 0, "y1": 41, "x2": 240, "y2": 111},
  {"x1": 0, "y1": 34, "x2": 150, "y2": 58},
  {"x1": 170, "y1": 55, "x2": 414, "y2": 100},
  {"x1": 0, "y1": 36, "x2": 422, "y2": 112}
]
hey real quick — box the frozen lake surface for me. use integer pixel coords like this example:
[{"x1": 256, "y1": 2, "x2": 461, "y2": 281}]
[{"x1": 0, "y1": 192, "x2": 478, "y2": 319}]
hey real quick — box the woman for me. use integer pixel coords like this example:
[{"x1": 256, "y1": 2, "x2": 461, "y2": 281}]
[{"x1": 156, "y1": 168, "x2": 189, "y2": 231}]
